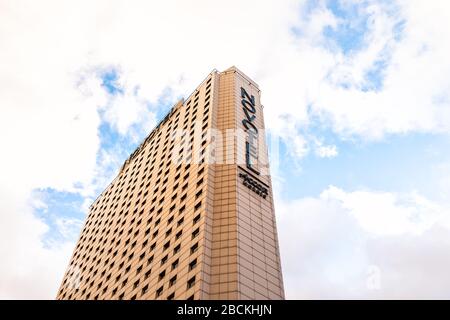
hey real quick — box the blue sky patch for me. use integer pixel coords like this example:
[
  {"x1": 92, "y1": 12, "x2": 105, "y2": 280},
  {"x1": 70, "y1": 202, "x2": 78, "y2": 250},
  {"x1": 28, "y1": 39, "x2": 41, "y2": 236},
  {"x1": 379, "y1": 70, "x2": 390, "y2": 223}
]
[
  {"x1": 33, "y1": 188, "x2": 85, "y2": 247},
  {"x1": 323, "y1": 0, "x2": 369, "y2": 54},
  {"x1": 100, "y1": 68, "x2": 123, "y2": 95},
  {"x1": 276, "y1": 130, "x2": 450, "y2": 203}
]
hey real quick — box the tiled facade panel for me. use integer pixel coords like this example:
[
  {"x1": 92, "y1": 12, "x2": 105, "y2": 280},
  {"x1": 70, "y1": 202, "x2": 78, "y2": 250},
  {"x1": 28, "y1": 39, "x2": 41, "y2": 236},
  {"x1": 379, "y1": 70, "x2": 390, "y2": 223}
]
[
  {"x1": 209, "y1": 70, "x2": 239, "y2": 299},
  {"x1": 233, "y1": 71, "x2": 284, "y2": 300},
  {"x1": 56, "y1": 67, "x2": 284, "y2": 300}
]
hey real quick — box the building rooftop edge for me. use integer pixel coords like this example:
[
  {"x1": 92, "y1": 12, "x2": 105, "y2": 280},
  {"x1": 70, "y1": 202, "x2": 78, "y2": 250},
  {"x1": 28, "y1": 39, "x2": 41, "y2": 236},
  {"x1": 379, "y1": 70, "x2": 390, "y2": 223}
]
[
  {"x1": 222, "y1": 66, "x2": 260, "y2": 90},
  {"x1": 89, "y1": 66, "x2": 254, "y2": 209}
]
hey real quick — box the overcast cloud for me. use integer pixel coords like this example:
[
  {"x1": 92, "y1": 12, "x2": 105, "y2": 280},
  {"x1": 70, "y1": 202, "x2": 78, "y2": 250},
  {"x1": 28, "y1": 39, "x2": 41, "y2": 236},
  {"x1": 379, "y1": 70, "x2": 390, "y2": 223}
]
[{"x1": 1, "y1": 0, "x2": 450, "y2": 299}]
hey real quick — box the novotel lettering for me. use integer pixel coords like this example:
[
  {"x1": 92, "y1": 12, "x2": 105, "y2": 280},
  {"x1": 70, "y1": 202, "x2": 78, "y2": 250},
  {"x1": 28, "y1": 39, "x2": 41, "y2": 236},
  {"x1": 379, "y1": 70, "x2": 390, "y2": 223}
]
[
  {"x1": 239, "y1": 172, "x2": 268, "y2": 198},
  {"x1": 240, "y1": 87, "x2": 259, "y2": 175}
]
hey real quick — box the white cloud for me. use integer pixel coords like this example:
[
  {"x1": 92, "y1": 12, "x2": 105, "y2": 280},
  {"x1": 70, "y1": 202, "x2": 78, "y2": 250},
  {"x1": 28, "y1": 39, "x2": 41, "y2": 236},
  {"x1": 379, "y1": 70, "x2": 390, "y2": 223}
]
[
  {"x1": 321, "y1": 186, "x2": 447, "y2": 236},
  {"x1": 431, "y1": 161, "x2": 450, "y2": 202},
  {"x1": 277, "y1": 186, "x2": 450, "y2": 299},
  {"x1": 55, "y1": 218, "x2": 84, "y2": 241},
  {"x1": 0, "y1": 186, "x2": 75, "y2": 299},
  {"x1": 103, "y1": 91, "x2": 157, "y2": 140},
  {"x1": 257, "y1": 0, "x2": 450, "y2": 144},
  {"x1": 314, "y1": 141, "x2": 338, "y2": 158},
  {"x1": 312, "y1": 0, "x2": 450, "y2": 139}
]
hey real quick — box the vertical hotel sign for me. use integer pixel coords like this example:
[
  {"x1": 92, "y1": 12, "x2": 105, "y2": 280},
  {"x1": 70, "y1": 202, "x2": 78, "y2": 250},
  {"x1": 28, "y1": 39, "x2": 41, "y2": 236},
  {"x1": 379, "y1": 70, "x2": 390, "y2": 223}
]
[
  {"x1": 240, "y1": 87, "x2": 260, "y2": 175},
  {"x1": 238, "y1": 86, "x2": 269, "y2": 199}
]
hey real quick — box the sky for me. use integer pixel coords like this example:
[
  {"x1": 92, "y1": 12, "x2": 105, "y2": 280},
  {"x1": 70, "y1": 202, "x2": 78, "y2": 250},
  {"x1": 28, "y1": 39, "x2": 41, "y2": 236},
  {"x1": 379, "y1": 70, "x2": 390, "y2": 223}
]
[{"x1": 1, "y1": 0, "x2": 450, "y2": 299}]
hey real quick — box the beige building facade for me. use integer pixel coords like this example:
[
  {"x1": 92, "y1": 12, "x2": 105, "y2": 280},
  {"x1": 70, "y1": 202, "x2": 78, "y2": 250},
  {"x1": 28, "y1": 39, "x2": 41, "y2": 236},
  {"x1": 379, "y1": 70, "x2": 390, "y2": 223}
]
[{"x1": 57, "y1": 66, "x2": 284, "y2": 300}]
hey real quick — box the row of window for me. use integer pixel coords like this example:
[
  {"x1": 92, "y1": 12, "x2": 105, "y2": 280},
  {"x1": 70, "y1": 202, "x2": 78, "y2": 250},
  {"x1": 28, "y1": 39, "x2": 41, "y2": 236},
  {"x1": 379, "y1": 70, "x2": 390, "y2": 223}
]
[
  {"x1": 58, "y1": 77, "x2": 213, "y2": 300},
  {"x1": 71, "y1": 168, "x2": 206, "y2": 267},
  {"x1": 61, "y1": 201, "x2": 204, "y2": 296},
  {"x1": 73, "y1": 82, "x2": 212, "y2": 260}
]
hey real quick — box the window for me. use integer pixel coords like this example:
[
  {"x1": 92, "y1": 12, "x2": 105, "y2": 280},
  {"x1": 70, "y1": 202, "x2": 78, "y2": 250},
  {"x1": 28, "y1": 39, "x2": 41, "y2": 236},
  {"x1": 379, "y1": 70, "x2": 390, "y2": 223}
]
[
  {"x1": 187, "y1": 276, "x2": 196, "y2": 289},
  {"x1": 173, "y1": 244, "x2": 181, "y2": 254},
  {"x1": 193, "y1": 214, "x2": 201, "y2": 224},
  {"x1": 191, "y1": 228, "x2": 199, "y2": 239},
  {"x1": 159, "y1": 270, "x2": 166, "y2": 281},
  {"x1": 171, "y1": 259, "x2": 179, "y2": 270},
  {"x1": 163, "y1": 241, "x2": 170, "y2": 250},
  {"x1": 167, "y1": 292, "x2": 175, "y2": 300},
  {"x1": 142, "y1": 284, "x2": 149, "y2": 294},
  {"x1": 169, "y1": 275, "x2": 177, "y2": 287},
  {"x1": 189, "y1": 259, "x2": 197, "y2": 271},
  {"x1": 161, "y1": 255, "x2": 168, "y2": 265},
  {"x1": 190, "y1": 243, "x2": 198, "y2": 254},
  {"x1": 155, "y1": 286, "x2": 163, "y2": 298}
]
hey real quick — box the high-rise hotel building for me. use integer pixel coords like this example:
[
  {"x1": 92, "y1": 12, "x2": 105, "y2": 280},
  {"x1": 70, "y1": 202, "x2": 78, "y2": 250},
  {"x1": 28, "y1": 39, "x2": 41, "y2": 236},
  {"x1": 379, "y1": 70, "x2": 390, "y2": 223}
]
[{"x1": 57, "y1": 67, "x2": 284, "y2": 300}]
